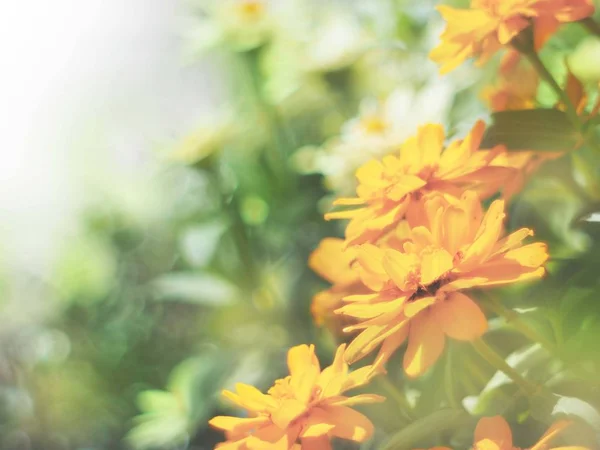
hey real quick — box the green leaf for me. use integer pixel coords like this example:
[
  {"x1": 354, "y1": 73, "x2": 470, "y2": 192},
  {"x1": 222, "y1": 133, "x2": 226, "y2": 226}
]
[
  {"x1": 382, "y1": 409, "x2": 470, "y2": 450},
  {"x1": 178, "y1": 220, "x2": 228, "y2": 267},
  {"x1": 127, "y1": 350, "x2": 234, "y2": 449},
  {"x1": 464, "y1": 344, "x2": 552, "y2": 415},
  {"x1": 152, "y1": 272, "x2": 237, "y2": 305},
  {"x1": 481, "y1": 109, "x2": 578, "y2": 151},
  {"x1": 530, "y1": 393, "x2": 600, "y2": 447}
]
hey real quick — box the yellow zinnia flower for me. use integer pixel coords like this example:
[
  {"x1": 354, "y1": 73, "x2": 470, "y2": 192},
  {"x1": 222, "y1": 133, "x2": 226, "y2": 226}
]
[
  {"x1": 338, "y1": 192, "x2": 548, "y2": 377},
  {"x1": 209, "y1": 344, "x2": 384, "y2": 449},
  {"x1": 430, "y1": 0, "x2": 595, "y2": 74},
  {"x1": 325, "y1": 121, "x2": 513, "y2": 246},
  {"x1": 309, "y1": 238, "x2": 366, "y2": 331},
  {"x1": 419, "y1": 416, "x2": 588, "y2": 450}
]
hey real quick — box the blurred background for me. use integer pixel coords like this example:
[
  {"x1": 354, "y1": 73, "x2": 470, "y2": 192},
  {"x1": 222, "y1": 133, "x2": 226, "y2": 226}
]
[{"x1": 2, "y1": 0, "x2": 600, "y2": 449}]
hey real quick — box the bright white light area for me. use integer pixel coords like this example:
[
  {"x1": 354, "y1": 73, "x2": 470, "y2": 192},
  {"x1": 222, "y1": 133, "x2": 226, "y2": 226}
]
[{"x1": 0, "y1": 0, "x2": 222, "y2": 276}]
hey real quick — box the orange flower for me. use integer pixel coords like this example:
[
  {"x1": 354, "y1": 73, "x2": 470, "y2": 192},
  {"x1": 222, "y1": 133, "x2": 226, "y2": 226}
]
[
  {"x1": 325, "y1": 121, "x2": 513, "y2": 246},
  {"x1": 338, "y1": 192, "x2": 549, "y2": 377},
  {"x1": 481, "y1": 63, "x2": 539, "y2": 112},
  {"x1": 309, "y1": 238, "x2": 366, "y2": 330},
  {"x1": 469, "y1": 416, "x2": 589, "y2": 450},
  {"x1": 430, "y1": 0, "x2": 595, "y2": 74},
  {"x1": 209, "y1": 344, "x2": 384, "y2": 449}
]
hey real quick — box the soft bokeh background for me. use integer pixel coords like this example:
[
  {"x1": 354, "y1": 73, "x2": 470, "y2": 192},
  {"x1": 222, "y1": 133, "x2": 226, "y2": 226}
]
[{"x1": 2, "y1": 0, "x2": 600, "y2": 449}]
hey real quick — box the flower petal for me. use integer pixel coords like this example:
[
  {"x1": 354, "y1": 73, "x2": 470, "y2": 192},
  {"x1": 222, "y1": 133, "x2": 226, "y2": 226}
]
[
  {"x1": 403, "y1": 311, "x2": 446, "y2": 377},
  {"x1": 474, "y1": 416, "x2": 513, "y2": 449},
  {"x1": 325, "y1": 394, "x2": 386, "y2": 407},
  {"x1": 300, "y1": 436, "x2": 333, "y2": 450},
  {"x1": 420, "y1": 247, "x2": 454, "y2": 285},
  {"x1": 404, "y1": 296, "x2": 437, "y2": 318},
  {"x1": 209, "y1": 416, "x2": 270, "y2": 433},
  {"x1": 434, "y1": 292, "x2": 488, "y2": 341},
  {"x1": 320, "y1": 405, "x2": 375, "y2": 442},
  {"x1": 288, "y1": 345, "x2": 319, "y2": 377}
]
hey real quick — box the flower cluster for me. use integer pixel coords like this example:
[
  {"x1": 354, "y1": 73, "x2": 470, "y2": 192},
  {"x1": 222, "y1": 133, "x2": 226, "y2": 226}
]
[
  {"x1": 208, "y1": 0, "x2": 599, "y2": 448},
  {"x1": 209, "y1": 344, "x2": 383, "y2": 449},
  {"x1": 424, "y1": 416, "x2": 583, "y2": 450},
  {"x1": 430, "y1": 0, "x2": 595, "y2": 74}
]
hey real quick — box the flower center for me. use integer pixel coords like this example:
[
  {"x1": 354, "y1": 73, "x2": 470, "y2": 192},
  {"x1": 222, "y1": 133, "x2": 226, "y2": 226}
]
[
  {"x1": 417, "y1": 164, "x2": 439, "y2": 180},
  {"x1": 410, "y1": 278, "x2": 444, "y2": 301},
  {"x1": 360, "y1": 116, "x2": 388, "y2": 135},
  {"x1": 237, "y1": 0, "x2": 264, "y2": 19}
]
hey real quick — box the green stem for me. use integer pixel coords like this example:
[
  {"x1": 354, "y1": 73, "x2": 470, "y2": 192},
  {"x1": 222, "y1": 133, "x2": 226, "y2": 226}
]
[
  {"x1": 375, "y1": 377, "x2": 414, "y2": 420},
  {"x1": 208, "y1": 166, "x2": 257, "y2": 289},
  {"x1": 523, "y1": 50, "x2": 600, "y2": 154},
  {"x1": 444, "y1": 349, "x2": 461, "y2": 410},
  {"x1": 483, "y1": 295, "x2": 557, "y2": 356},
  {"x1": 240, "y1": 50, "x2": 290, "y2": 181},
  {"x1": 580, "y1": 17, "x2": 600, "y2": 38},
  {"x1": 523, "y1": 51, "x2": 581, "y2": 127},
  {"x1": 472, "y1": 338, "x2": 539, "y2": 397}
]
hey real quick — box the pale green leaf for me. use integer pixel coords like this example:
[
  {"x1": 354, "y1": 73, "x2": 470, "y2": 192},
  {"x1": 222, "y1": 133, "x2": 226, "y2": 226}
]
[{"x1": 481, "y1": 109, "x2": 578, "y2": 151}]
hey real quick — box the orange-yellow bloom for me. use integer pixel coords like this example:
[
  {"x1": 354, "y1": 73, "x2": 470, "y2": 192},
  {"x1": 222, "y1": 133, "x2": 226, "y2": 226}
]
[
  {"x1": 419, "y1": 416, "x2": 588, "y2": 449},
  {"x1": 209, "y1": 344, "x2": 384, "y2": 449},
  {"x1": 338, "y1": 192, "x2": 549, "y2": 377},
  {"x1": 470, "y1": 416, "x2": 588, "y2": 450},
  {"x1": 309, "y1": 238, "x2": 366, "y2": 330},
  {"x1": 430, "y1": 0, "x2": 595, "y2": 74},
  {"x1": 325, "y1": 121, "x2": 513, "y2": 246}
]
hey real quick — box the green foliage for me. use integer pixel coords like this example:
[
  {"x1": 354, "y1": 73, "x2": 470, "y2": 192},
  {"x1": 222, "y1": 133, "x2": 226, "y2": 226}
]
[
  {"x1": 127, "y1": 351, "x2": 233, "y2": 450},
  {"x1": 481, "y1": 109, "x2": 578, "y2": 151}
]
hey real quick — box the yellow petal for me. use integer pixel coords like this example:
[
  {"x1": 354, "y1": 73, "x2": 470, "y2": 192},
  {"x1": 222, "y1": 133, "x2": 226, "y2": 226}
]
[
  {"x1": 434, "y1": 292, "x2": 488, "y2": 341},
  {"x1": 308, "y1": 238, "x2": 357, "y2": 285},
  {"x1": 387, "y1": 175, "x2": 427, "y2": 201},
  {"x1": 209, "y1": 416, "x2": 269, "y2": 432},
  {"x1": 299, "y1": 436, "x2": 333, "y2": 450},
  {"x1": 503, "y1": 242, "x2": 548, "y2": 267},
  {"x1": 420, "y1": 247, "x2": 454, "y2": 285},
  {"x1": 356, "y1": 244, "x2": 389, "y2": 291},
  {"x1": 320, "y1": 405, "x2": 375, "y2": 442},
  {"x1": 270, "y1": 398, "x2": 308, "y2": 430},
  {"x1": 404, "y1": 296, "x2": 437, "y2": 318},
  {"x1": 461, "y1": 199, "x2": 505, "y2": 268},
  {"x1": 337, "y1": 296, "x2": 407, "y2": 319},
  {"x1": 382, "y1": 249, "x2": 420, "y2": 291},
  {"x1": 375, "y1": 323, "x2": 410, "y2": 367},
  {"x1": 418, "y1": 123, "x2": 446, "y2": 168},
  {"x1": 325, "y1": 394, "x2": 386, "y2": 407},
  {"x1": 441, "y1": 205, "x2": 469, "y2": 255},
  {"x1": 299, "y1": 408, "x2": 336, "y2": 438},
  {"x1": 403, "y1": 312, "x2": 446, "y2": 378},
  {"x1": 474, "y1": 416, "x2": 513, "y2": 449},
  {"x1": 248, "y1": 423, "x2": 301, "y2": 450},
  {"x1": 530, "y1": 420, "x2": 572, "y2": 450},
  {"x1": 288, "y1": 345, "x2": 319, "y2": 378},
  {"x1": 225, "y1": 384, "x2": 277, "y2": 411}
]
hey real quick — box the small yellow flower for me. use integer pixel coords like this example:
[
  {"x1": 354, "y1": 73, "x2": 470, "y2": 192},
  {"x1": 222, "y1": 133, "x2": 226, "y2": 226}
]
[
  {"x1": 430, "y1": 0, "x2": 595, "y2": 74},
  {"x1": 209, "y1": 344, "x2": 384, "y2": 449},
  {"x1": 418, "y1": 416, "x2": 588, "y2": 449},
  {"x1": 470, "y1": 416, "x2": 588, "y2": 450},
  {"x1": 325, "y1": 121, "x2": 513, "y2": 246},
  {"x1": 338, "y1": 192, "x2": 548, "y2": 377}
]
